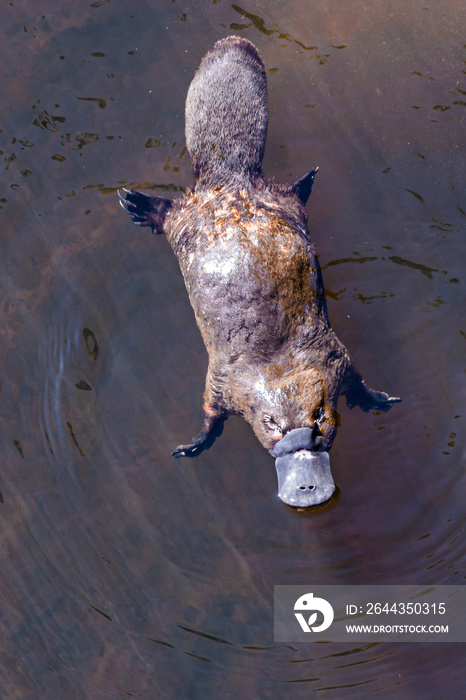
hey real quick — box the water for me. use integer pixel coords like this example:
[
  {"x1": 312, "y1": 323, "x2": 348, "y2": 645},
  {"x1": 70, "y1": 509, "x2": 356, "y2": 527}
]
[{"x1": 1, "y1": 1, "x2": 465, "y2": 697}]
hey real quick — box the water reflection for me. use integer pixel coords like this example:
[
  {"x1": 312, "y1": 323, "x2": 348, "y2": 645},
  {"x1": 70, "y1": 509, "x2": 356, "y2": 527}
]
[{"x1": 1, "y1": 0, "x2": 465, "y2": 697}]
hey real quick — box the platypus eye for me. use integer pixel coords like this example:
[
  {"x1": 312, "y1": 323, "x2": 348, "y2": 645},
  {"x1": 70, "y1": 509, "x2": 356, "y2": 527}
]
[
  {"x1": 263, "y1": 414, "x2": 283, "y2": 435},
  {"x1": 315, "y1": 406, "x2": 325, "y2": 425}
]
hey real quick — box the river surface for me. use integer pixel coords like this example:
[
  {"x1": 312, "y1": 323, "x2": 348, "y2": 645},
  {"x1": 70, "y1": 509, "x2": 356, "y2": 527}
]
[{"x1": 1, "y1": 1, "x2": 465, "y2": 698}]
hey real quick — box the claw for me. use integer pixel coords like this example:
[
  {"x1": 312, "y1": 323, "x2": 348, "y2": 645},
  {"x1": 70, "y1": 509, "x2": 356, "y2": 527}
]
[{"x1": 118, "y1": 189, "x2": 137, "y2": 214}]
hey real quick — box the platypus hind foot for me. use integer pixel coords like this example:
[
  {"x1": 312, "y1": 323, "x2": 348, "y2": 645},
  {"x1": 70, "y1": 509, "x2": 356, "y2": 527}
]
[{"x1": 118, "y1": 189, "x2": 172, "y2": 234}]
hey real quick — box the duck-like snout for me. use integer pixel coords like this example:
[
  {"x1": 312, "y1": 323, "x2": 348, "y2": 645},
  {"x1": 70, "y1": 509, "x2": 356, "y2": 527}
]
[{"x1": 269, "y1": 427, "x2": 335, "y2": 508}]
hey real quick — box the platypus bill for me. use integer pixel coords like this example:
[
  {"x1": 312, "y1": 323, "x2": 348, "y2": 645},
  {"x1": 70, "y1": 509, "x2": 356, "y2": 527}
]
[{"x1": 119, "y1": 36, "x2": 401, "y2": 508}]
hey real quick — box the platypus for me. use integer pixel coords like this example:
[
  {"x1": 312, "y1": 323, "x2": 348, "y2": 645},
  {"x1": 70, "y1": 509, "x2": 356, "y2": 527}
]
[{"x1": 120, "y1": 36, "x2": 401, "y2": 507}]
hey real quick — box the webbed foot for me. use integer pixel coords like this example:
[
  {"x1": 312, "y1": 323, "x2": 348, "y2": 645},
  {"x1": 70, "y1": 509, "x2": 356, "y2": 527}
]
[
  {"x1": 171, "y1": 410, "x2": 227, "y2": 458},
  {"x1": 118, "y1": 188, "x2": 172, "y2": 234},
  {"x1": 345, "y1": 379, "x2": 401, "y2": 412}
]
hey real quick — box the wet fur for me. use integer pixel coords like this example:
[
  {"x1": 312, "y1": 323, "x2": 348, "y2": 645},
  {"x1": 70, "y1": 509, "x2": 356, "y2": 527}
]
[{"x1": 120, "y1": 36, "x2": 400, "y2": 457}]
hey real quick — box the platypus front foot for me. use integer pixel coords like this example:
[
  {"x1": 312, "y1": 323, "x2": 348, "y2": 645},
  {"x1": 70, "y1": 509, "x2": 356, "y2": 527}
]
[
  {"x1": 345, "y1": 379, "x2": 401, "y2": 412},
  {"x1": 118, "y1": 189, "x2": 172, "y2": 234},
  {"x1": 171, "y1": 434, "x2": 214, "y2": 458},
  {"x1": 171, "y1": 410, "x2": 227, "y2": 458}
]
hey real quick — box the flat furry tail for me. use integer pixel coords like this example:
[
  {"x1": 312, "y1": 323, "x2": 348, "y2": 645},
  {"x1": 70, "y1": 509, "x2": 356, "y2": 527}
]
[{"x1": 185, "y1": 36, "x2": 268, "y2": 186}]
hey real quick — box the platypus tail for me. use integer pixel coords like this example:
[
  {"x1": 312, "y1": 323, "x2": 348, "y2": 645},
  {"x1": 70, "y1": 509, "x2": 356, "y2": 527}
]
[{"x1": 185, "y1": 36, "x2": 268, "y2": 187}]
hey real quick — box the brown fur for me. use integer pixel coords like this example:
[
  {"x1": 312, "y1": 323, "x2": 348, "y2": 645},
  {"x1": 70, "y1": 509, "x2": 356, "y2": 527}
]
[{"x1": 163, "y1": 180, "x2": 353, "y2": 451}]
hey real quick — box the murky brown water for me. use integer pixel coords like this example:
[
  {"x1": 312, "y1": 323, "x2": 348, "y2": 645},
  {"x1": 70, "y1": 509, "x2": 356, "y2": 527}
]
[{"x1": 1, "y1": 1, "x2": 465, "y2": 698}]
